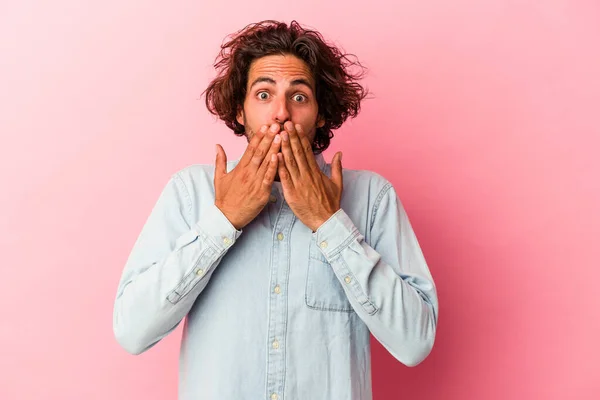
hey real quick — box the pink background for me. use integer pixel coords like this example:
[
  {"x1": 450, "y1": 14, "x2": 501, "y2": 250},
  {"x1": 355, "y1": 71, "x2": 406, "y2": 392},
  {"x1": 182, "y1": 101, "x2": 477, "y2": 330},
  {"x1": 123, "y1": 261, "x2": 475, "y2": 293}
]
[{"x1": 1, "y1": 1, "x2": 599, "y2": 399}]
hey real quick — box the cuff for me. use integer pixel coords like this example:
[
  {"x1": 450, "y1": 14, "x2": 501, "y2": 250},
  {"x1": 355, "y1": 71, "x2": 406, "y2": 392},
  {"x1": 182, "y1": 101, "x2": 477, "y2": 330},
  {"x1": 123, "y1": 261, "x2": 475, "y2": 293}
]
[
  {"x1": 194, "y1": 203, "x2": 242, "y2": 253},
  {"x1": 312, "y1": 208, "x2": 360, "y2": 259}
]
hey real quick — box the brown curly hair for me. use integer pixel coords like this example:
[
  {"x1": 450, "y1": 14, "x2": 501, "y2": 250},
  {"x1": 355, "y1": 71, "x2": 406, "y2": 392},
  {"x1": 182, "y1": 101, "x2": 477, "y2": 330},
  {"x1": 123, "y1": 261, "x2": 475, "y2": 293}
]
[{"x1": 203, "y1": 20, "x2": 368, "y2": 154}]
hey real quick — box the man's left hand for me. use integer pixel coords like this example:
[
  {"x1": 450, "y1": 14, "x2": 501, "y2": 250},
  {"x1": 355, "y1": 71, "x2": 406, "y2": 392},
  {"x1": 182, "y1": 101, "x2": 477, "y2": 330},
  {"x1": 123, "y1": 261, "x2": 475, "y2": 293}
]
[{"x1": 277, "y1": 121, "x2": 343, "y2": 232}]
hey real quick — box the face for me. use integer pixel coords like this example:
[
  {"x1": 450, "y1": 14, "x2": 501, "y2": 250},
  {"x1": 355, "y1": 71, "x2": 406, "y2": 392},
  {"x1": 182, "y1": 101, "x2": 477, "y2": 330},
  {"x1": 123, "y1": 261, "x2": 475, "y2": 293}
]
[{"x1": 236, "y1": 54, "x2": 325, "y2": 146}]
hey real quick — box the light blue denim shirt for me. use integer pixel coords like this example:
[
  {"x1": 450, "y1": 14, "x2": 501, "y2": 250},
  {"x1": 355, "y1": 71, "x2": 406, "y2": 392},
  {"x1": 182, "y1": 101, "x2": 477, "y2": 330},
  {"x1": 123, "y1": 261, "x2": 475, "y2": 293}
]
[{"x1": 113, "y1": 152, "x2": 438, "y2": 400}]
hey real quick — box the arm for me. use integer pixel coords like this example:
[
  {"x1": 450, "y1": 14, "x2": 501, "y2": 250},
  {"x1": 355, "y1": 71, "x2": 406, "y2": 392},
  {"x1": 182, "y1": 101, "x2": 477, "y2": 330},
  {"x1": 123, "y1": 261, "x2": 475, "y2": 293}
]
[
  {"x1": 112, "y1": 172, "x2": 241, "y2": 355},
  {"x1": 313, "y1": 183, "x2": 438, "y2": 367}
]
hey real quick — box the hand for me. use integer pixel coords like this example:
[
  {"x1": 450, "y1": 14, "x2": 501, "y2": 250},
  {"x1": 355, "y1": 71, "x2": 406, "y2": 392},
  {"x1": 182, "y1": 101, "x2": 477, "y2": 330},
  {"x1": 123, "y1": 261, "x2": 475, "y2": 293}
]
[
  {"x1": 277, "y1": 121, "x2": 343, "y2": 232},
  {"x1": 214, "y1": 124, "x2": 282, "y2": 230}
]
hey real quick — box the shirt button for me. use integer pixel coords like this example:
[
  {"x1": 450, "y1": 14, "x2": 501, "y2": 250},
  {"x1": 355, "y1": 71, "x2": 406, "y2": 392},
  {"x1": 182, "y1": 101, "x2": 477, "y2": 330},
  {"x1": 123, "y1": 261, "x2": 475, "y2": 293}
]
[
  {"x1": 277, "y1": 233, "x2": 284, "y2": 241},
  {"x1": 272, "y1": 339, "x2": 279, "y2": 349},
  {"x1": 269, "y1": 195, "x2": 277, "y2": 203},
  {"x1": 271, "y1": 394, "x2": 278, "y2": 400},
  {"x1": 344, "y1": 276, "x2": 352, "y2": 284},
  {"x1": 195, "y1": 268, "x2": 204, "y2": 276},
  {"x1": 223, "y1": 237, "x2": 231, "y2": 245},
  {"x1": 274, "y1": 285, "x2": 281, "y2": 294},
  {"x1": 320, "y1": 241, "x2": 328, "y2": 249}
]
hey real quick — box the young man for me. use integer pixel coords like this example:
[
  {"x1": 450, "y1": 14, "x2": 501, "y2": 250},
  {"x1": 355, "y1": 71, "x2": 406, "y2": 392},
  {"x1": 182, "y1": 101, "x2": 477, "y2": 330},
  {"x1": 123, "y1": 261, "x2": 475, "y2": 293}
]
[{"x1": 113, "y1": 20, "x2": 438, "y2": 400}]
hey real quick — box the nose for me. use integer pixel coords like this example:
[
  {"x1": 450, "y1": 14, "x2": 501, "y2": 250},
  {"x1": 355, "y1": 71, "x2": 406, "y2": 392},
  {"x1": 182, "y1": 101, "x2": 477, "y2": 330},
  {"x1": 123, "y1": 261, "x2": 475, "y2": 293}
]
[{"x1": 272, "y1": 95, "x2": 291, "y2": 126}]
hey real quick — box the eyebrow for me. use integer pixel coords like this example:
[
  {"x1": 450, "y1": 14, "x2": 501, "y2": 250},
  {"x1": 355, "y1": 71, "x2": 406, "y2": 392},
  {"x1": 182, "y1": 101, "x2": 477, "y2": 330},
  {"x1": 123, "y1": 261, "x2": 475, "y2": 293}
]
[
  {"x1": 249, "y1": 76, "x2": 314, "y2": 92},
  {"x1": 290, "y1": 78, "x2": 314, "y2": 92}
]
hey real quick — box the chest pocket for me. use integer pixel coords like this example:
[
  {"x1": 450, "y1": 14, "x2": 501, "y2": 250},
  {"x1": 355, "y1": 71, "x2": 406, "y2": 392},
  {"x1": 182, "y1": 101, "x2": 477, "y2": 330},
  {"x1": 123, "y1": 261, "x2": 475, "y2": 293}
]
[{"x1": 305, "y1": 240, "x2": 354, "y2": 313}]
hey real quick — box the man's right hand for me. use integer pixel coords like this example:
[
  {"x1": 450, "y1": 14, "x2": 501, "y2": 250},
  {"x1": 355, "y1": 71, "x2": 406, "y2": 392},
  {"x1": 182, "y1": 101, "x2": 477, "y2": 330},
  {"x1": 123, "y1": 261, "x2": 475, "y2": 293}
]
[{"x1": 214, "y1": 123, "x2": 282, "y2": 230}]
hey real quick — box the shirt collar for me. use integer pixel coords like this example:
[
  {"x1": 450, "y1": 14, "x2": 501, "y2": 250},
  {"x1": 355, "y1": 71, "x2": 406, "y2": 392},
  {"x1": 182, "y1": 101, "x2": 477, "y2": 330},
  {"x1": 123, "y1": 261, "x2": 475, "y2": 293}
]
[{"x1": 314, "y1": 152, "x2": 327, "y2": 173}]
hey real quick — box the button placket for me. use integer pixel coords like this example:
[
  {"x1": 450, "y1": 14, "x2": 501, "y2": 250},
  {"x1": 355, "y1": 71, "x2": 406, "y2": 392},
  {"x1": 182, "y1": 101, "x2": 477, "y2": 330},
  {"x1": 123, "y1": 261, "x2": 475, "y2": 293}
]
[{"x1": 266, "y1": 203, "x2": 295, "y2": 400}]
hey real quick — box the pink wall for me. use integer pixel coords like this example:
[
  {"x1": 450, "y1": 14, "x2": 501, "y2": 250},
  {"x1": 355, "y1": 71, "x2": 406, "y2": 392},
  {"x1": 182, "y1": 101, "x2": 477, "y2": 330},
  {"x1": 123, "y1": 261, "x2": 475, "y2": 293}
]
[{"x1": 1, "y1": 1, "x2": 599, "y2": 399}]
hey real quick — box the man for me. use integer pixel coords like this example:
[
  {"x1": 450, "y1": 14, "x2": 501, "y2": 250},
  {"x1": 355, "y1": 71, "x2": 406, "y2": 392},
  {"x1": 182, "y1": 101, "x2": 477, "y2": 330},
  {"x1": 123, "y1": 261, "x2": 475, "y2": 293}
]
[{"x1": 113, "y1": 20, "x2": 438, "y2": 400}]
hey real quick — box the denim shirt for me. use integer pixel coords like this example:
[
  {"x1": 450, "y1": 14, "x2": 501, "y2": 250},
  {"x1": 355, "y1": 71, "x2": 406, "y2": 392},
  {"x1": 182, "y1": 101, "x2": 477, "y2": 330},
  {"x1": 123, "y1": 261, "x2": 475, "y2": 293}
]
[{"x1": 113, "y1": 152, "x2": 438, "y2": 400}]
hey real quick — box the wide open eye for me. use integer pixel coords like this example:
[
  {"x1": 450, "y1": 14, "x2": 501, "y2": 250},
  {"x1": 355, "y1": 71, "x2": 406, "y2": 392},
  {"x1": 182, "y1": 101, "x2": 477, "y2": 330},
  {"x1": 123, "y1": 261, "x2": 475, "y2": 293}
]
[{"x1": 293, "y1": 94, "x2": 307, "y2": 102}]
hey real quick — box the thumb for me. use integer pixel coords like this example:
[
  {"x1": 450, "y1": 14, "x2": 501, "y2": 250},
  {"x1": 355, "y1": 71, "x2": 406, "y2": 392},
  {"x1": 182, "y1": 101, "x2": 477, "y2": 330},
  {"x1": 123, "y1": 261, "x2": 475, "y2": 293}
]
[
  {"x1": 331, "y1": 152, "x2": 343, "y2": 189},
  {"x1": 215, "y1": 144, "x2": 227, "y2": 180}
]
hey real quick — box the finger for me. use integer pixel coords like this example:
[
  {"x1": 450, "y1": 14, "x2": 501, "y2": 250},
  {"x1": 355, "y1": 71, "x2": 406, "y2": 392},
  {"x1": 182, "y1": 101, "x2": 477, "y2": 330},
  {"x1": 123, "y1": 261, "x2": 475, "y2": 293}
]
[
  {"x1": 258, "y1": 133, "x2": 282, "y2": 177},
  {"x1": 239, "y1": 125, "x2": 268, "y2": 167},
  {"x1": 284, "y1": 121, "x2": 310, "y2": 176},
  {"x1": 277, "y1": 152, "x2": 295, "y2": 190},
  {"x1": 331, "y1": 152, "x2": 344, "y2": 191},
  {"x1": 296, "y1": 124, "x2": 320, "y2": 173},
  {"x1": 280, "y1": 123, "x2": 300, "y2": 183},
  {"x1": 262, "y1": 153, "x2": 279, "y2": 189},
  {"x1": 215, "y1": 144, "x2": 227, "y2": 180},
  {"x1": 249, "y1": 124, "x2": 279, "y2": 169}
]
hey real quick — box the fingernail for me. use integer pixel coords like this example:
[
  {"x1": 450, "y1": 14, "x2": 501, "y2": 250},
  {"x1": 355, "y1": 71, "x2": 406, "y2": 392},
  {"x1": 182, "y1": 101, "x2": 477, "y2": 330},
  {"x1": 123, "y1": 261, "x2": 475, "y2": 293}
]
[
  {"x1": 260, "y1": 125, "x2": 268, "y2": 133},
  {"x1": 270, "y1": 124, "x2": 279, "y2": 133},
  {"x1": 282, "y1": 131, "x2": 289, "y2": 141},
  {"x1": 274, "y1": 134, "x2": 281, "y2": 143}
]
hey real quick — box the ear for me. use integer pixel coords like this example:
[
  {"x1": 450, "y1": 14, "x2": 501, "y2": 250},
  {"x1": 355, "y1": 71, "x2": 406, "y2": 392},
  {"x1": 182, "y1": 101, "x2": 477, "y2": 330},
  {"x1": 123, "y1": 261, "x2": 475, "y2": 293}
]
[
  {"x1": 236, "y1": 107, "x2": 245, "y2": 126},
  {"x1": 316, "y1": 115, "x2": 325, "y2": 128}
]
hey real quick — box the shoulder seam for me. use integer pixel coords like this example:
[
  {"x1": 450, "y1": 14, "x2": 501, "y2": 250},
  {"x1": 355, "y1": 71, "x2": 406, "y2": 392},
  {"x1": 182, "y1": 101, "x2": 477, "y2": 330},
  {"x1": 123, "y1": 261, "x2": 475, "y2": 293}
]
[
  {"x1": 172, "y1": 172, "x2": 193, "y2": 222},
  {"x1": 370, "y1": 182, "x2": 393, "y2": 232}
]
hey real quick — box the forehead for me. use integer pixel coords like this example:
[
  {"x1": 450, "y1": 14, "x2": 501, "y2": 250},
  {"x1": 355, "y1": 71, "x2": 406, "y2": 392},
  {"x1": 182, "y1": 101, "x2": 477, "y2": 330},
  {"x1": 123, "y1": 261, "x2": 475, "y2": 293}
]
[{"x1": 247, "y1": 54, "x2": 314, "y2": 85}]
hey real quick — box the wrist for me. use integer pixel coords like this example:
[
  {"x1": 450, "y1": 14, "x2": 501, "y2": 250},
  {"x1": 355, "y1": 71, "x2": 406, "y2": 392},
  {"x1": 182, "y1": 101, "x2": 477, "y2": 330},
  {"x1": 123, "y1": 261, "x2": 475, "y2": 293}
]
[
  {"x1": 215, "y1": 202, "x2": 243, "y2": 231},
  {"x1": 311, "y1": 212, "x2": 335, "y2": 232}
]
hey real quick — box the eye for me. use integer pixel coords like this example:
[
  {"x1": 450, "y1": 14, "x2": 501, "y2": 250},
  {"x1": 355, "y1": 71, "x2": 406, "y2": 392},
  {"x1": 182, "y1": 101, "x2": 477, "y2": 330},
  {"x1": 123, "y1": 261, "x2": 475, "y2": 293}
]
[
  {"x1": 257, "y1": 91, "x2": 270, "y2": 100},
  {"x1": 293, "y1": 94, "x2": 307, "y2": 102}
]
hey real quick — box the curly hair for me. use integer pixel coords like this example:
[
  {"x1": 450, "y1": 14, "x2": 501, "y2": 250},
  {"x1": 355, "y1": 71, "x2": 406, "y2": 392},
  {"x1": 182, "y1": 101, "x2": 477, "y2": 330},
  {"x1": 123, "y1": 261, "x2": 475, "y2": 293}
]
[{"x1": 203, "y1": 20, "x2": 368, "y2": 154}]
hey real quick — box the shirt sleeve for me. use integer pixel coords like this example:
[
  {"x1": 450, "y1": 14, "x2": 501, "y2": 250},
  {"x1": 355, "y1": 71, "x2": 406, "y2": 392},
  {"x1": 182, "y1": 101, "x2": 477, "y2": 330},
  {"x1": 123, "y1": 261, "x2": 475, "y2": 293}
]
[
  {"x1": 313, "y1": 182, "x2": 438, "y2": 367},
  {"x1": 113, "y1": 172, "x2": 242, "y2": 355}
]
